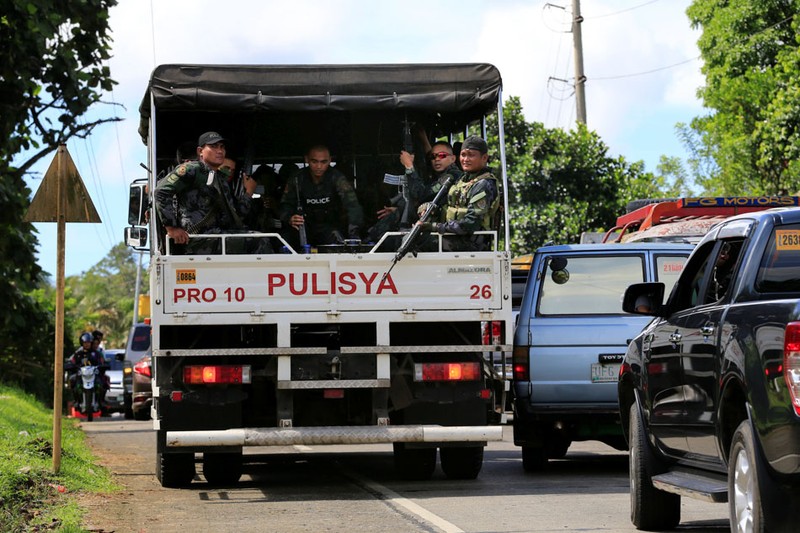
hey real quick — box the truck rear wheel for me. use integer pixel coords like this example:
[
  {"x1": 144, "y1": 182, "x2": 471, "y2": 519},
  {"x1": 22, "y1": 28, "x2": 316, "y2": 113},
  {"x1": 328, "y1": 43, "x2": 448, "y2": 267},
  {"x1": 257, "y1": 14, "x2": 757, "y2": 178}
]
[
  {"x1": 203, "y1": 452, "x2": 243, "y2": 485},
  {"x1": 157, "y1": 452, "x2": 195, "y2": 488},
  {"x1": 393, "y1": 443, "x2": 436, "y2": 480},
  {"x1": 440, "y1": 446, "x2": 483, "y2": 480},
  {"x1": 629, "y1": 403, "x2": 680, "y2": 529}
]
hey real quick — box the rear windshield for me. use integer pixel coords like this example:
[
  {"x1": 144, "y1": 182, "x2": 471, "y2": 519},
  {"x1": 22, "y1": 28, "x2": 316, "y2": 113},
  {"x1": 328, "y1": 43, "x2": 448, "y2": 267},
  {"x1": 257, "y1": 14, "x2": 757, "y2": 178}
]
[
  {"x1": 756, "y1": 223, "x2": 800, "y2": 293},
  {"x1": 129, "y1": 325, "x2": 151, "y2": 352},
  {"x1": 538, "y1": 255, "x2": 645, "y2": 315},
  {"x1": 105, "y1": 358, "x2": 126, "y2": 371}
]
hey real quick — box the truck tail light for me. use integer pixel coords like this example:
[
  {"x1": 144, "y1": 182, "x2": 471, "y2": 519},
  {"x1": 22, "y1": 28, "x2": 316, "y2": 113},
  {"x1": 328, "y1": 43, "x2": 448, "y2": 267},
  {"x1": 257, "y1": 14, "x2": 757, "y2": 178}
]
[
  {"x1": 784, "y1": 322, "x2": 800, "y2": 416},
  {"x1": 481, "y1": 321, "x2": 502, "y2": 345},
  {"x1": 512, "y1": 345, "x2": 529, "y2": 381},
  {"x1": 133, "y1": 359, "x2": 151, "y2": 378},
  {"x1": 183, "y1": 365, "x2": 252, "y2": 385},
  {"x1": 414, "y1": 363, "x2": 480, "y2": 382}
]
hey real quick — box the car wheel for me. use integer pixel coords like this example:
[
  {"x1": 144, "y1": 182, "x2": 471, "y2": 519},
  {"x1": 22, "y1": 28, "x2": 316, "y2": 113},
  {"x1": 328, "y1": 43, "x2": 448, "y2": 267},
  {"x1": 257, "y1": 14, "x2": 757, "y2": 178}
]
[
  {"x1": 133, "y1": 405, "x2": 150, "y2": 421},
  {"x1": 124, "y1": 394, "x2": 134, "y2": 420},
  {"x1": 203, "y1": 452, "x2": 243, "y2": 485},
  {"x1": 547, "y1": 438, "x2": 571, "y2": 459},
  {"x1": 440, "y1": 446, "x2": 483, "y2": 480},
  {"x1": 728, "y1": 420, "x2": 764, "y2": 533},
  {"x1": 521, "y1": 445, "x2": 546, "y2": 472},
  {"x1": 629, "y1": 403, "x2": 680, "y2": 529},
  {"x1": 393, "y1": 443, "x2": 436, "y2": 480},
  {"x1": 157, "y1": 452, "x2": 195, "y2": 488}
]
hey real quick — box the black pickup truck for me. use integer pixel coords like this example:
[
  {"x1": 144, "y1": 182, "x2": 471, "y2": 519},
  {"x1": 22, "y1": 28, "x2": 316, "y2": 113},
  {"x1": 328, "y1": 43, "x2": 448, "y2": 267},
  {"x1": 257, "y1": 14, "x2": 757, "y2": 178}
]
[{"x1": 618, "y1": 207, "x2": 800, "y2": 532}]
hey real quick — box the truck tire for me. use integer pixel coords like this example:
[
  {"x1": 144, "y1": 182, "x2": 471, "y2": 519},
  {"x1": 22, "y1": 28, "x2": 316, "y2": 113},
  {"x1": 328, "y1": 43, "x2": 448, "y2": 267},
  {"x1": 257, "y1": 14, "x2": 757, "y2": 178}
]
[
  {"x1": 728, "y1": 421, "x2": 764, "y2": 533},
  {"x1": 629, "y1": 403, "x2": 680, "y2": 529},
  {"x1": 393, "y1": 443, "x2": 436, "y2": 480},
  {"x1": 521, "y1": 445, "x2": 546, "y2": 472},
  {"x1": 203, "y1": 452, "x2": 243, "y2": 486},
  {"x1": 547, "y1": 438, "x2": 571, "y2": 459},
  {"x1": 157, "y1": 452, "x2": 195, "y2": 488},
  {"x1": 440, "y1": 446, "x2": 483, "y2": 480}
]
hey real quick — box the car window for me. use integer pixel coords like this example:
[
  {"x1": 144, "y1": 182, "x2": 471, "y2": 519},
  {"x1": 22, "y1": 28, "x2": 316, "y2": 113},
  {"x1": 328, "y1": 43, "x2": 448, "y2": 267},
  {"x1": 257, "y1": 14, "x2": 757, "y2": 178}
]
[
  {"x1": 105, "y1": 358, "x2": 126, "y2": 371},
  {"x1": 756, "y1": 223, "x2": 800, "y2": 293},
  {"x1": 538, "y1": 255, "x2": 645, "y2": 315},
  {"x1": 654, "y1": 254, "x2": 689, "y2": 303},
  {"x1": 668, "y1": 241, "x2": 715, "y2": 312},
  {"x1": 705, "y1": 239, "x2": 745, "y2": 303},
  {"x1": 130, "y1": 325, "x2": 151, "y2": 352}
]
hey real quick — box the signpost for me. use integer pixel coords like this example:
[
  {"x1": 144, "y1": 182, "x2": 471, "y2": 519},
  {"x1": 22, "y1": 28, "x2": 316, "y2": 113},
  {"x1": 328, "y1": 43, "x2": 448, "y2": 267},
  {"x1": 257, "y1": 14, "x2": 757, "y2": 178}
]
[{"x1": 24, "y1": 144, "x2": 101, "y2": 473}]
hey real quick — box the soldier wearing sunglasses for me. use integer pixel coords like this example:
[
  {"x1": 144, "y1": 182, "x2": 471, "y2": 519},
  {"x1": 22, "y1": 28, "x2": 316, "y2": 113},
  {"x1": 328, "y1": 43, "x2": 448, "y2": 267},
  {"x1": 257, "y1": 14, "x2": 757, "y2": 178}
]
[
  {"x1": 368, "y1": 141, "x2": 462, "y2": 242},
  {"x1": 417, "y1": 135, "x2": 501, "y2": 251}
]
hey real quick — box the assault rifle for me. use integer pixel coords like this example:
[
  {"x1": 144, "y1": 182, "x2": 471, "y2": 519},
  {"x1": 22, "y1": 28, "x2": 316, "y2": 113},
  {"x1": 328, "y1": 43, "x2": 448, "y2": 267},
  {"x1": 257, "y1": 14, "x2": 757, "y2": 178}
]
[
  {"x1": 382, "y1": 174, "x2": 454, "y2": 282},
  {"x1": 295, "y1": 175, "x2": 308, "y2": 252},
  {"x1": 398, "y1": 115, "x2": 414, "y2": 228}
]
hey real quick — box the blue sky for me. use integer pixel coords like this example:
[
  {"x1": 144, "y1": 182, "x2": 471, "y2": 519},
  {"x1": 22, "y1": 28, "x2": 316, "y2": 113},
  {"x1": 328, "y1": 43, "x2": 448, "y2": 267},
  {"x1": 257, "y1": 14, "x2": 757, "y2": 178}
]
[{"x1": 22, "y1": 0, "x2": 703, "y2": 279}]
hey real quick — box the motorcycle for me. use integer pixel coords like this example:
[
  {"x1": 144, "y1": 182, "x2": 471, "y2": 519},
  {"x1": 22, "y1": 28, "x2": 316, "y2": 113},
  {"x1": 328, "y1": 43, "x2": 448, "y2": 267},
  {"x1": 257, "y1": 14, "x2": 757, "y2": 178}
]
[{"x1": 68, "y1": 358, "x2": 103, "y2": 421}]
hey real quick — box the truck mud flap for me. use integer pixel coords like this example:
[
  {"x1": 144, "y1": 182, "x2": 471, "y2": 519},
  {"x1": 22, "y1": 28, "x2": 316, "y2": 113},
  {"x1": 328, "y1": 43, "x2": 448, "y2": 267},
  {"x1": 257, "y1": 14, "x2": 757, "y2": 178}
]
[{"x1": 166, "y1": 425, "x2": 502, "y2": 447}]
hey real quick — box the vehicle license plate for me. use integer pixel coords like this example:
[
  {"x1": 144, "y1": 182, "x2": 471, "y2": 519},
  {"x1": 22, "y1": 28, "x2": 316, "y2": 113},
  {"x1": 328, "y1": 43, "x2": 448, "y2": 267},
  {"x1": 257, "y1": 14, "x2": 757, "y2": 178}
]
[
  {"x1": 591, "y1": 363, "x2": 620, "y2": 383},
  {"x1": 106, "y1": 393, "x2": 119, "y2": 402}
]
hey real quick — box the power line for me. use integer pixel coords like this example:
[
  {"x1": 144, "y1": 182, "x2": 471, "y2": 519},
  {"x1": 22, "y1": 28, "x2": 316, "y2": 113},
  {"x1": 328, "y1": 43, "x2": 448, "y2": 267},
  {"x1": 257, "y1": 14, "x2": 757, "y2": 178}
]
[
  {"x1": 592, "y1": 55, "x2": 700, "y2": 81},
  {"x1": 584, "y1": 0, "x2": 660, "y2": 20}
]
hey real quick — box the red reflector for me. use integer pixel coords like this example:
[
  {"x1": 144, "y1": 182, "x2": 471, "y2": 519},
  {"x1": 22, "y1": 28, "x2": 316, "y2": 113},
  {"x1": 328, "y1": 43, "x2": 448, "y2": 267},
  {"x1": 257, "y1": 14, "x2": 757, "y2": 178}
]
[
  {"x1": 481, "y1": 321, "x2": 503, "y2": 345},
  {"x1": 323, "y1": 389, "x2": 344, "y2": 399},
  {"x1": 415, "y1": 362, "x2": 480, "y2": 382},
  {"x1": 183, "y1": 365, "x2": 251, "y2": 384},
  {"x1": 479, "y1": 389, "x2": 491, "y2": 399},
  {"x1": 170, "y1": 391, "x2": 183, "y2": 402}
]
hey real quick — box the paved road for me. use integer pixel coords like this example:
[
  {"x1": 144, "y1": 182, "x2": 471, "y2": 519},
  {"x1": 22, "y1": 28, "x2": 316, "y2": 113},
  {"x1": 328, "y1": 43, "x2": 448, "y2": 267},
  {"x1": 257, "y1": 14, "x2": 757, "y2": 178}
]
[{"x1": 78, "y1": 417, "x2": 729, "y2": 532}]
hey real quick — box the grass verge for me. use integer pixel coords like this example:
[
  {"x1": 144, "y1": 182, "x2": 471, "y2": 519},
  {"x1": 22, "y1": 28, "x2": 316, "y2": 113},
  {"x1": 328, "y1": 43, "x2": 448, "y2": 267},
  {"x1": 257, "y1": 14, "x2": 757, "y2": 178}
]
[{"x1": 0, "y1": 383, "x2": 118, "y2": 532}]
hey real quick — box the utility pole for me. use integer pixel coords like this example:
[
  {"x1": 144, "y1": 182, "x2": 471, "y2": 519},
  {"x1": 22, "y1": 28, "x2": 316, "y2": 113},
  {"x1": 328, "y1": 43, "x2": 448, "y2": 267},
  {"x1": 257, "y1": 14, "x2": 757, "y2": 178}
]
[{"x1": 572, "y1": 0, "x2": 587, "y2": 124}]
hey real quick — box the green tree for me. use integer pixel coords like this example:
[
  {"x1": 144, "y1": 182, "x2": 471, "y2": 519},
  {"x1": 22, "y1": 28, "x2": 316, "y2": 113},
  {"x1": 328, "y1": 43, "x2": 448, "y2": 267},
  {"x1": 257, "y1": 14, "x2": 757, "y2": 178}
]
[
  {"x1": 686, "y1": 0, "x2": 800, "y2": 194},
  {"x1": 67, "y1": 243, "x2": 148, "y2": 349},
  {"x1": 487, "y1": 97, "x2": 669, "y2": 255},
  {"x1": 0, "y1": 0, "x2": 118, "y2": 403}
]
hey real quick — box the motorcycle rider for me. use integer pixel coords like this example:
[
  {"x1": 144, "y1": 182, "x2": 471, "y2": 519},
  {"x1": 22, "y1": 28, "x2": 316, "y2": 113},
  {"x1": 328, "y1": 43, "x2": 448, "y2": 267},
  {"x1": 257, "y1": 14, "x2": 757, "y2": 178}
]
[{"x1": 66, "y1": 332, "x2": 109, "y2": 413}]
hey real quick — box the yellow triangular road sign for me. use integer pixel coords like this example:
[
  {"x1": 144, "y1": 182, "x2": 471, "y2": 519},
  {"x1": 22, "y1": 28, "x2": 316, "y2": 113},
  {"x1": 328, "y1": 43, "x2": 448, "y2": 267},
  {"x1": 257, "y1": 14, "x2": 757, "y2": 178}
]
[{"x1": 25, "y1": 144, "x2": 101, "y2": 223}]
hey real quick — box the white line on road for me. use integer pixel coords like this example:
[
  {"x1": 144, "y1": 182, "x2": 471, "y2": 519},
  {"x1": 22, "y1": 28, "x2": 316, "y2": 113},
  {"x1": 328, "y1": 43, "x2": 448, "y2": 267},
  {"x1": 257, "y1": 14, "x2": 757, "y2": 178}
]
[{"x1": 340, "y1": 468, "x2": 464, "y2": 533}]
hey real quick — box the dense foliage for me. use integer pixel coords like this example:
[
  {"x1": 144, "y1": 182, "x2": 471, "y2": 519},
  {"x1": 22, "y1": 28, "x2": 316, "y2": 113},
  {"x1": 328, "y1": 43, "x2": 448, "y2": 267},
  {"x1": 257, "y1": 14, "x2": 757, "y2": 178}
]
[
  {"x1": 487, "y1": 97, "x2": 687, "y2": 255},
  {"x1": 0, "y1": 0, "x2": 118, "y2": 404},
  {"x1": 686, "y1": 0, "x2": 800, "y2": 194}
]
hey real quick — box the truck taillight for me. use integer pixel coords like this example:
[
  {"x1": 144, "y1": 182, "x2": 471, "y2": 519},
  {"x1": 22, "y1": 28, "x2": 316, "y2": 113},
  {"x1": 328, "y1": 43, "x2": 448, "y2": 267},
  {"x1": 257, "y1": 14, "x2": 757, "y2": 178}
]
[
  {"x1": 481, "y1": 321, "x2": 502, "y2": 345},
  {"x1": 784, "y1": 322, "x2": 800, "y2": 416},
  {"x1": 512, "y1": 345, "x2": 529, "y2": 381},
  {"x1": 183, "y1": 365, "x2": 252, "y2": 385},
  {"x1": 414, "y1": 363, "x2": 480, "y2": 382}
]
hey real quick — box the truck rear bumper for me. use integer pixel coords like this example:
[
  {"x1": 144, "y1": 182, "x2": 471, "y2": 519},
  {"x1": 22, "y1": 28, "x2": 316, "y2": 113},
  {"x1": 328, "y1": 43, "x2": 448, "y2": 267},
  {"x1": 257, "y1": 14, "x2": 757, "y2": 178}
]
[{"x1": 166, "y1": 425, "x2": 502, "y2": 447}]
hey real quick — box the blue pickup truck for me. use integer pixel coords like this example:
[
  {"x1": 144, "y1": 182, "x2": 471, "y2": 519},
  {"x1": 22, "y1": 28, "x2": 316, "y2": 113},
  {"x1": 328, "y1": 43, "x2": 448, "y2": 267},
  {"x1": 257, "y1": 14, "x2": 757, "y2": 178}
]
[{"x1": 619, "y1": 208, "x2": 800, "y2": 531}]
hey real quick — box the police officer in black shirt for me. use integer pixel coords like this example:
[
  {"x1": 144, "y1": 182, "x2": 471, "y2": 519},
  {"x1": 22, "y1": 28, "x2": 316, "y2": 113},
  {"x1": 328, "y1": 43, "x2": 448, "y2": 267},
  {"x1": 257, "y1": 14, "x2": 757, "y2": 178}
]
[{"x1": 279, "y1": 144, "x2": 364, "y2": 248}]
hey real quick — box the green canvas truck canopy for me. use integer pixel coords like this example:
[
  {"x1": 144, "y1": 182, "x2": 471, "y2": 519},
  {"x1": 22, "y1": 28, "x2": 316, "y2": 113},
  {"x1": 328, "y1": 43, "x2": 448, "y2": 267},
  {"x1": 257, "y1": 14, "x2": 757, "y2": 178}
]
[{"x1": 138, "y1": 63, "x2": 502, "y2": 144}]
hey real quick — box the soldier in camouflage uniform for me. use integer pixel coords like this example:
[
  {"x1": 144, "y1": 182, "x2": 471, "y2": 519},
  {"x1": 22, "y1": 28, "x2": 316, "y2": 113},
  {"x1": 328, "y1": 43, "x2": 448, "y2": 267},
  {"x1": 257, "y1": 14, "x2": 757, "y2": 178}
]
[
  {"x1": 367, "y1": 141, "x2": 462, "y2": 242},
  {"x1": 417, "y1": 135, "x2": 501, "y2": 251},
  {"x1": 279, "y1": 145, "x2": 364, "y2": 248},
  {"x1": 154, "y1": 131, "x2": 261, "y2": 254}
]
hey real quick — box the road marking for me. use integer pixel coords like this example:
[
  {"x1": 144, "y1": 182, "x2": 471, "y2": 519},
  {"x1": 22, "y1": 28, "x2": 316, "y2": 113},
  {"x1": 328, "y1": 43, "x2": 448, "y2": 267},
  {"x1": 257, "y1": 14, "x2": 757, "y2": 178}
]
[
  {"x1": 293, "y1": 445, "x2": 313, "y2": 452},
  {"x1": 340, "y1": 468, "x2": 464, "y2": 533}
]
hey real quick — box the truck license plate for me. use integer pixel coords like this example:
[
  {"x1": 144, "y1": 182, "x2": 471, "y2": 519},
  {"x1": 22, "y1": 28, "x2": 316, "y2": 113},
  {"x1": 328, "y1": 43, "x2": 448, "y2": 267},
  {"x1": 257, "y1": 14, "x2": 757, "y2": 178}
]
[{"x1": 591, "y1": 363, "x2": 620, "y2": 383}]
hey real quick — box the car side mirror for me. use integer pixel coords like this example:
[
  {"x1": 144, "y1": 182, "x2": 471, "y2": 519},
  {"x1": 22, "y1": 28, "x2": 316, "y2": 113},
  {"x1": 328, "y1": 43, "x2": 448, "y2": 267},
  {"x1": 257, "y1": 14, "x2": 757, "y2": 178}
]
[
  {"x1": 125, "y1": 226, "x2": 148, "y2": 249},
  {"x1": 128, "y1": 180, "x2": 148, "y2": 226},
  {"x1": 622, "y1": 282, "x2": 665, "y2": 316}
]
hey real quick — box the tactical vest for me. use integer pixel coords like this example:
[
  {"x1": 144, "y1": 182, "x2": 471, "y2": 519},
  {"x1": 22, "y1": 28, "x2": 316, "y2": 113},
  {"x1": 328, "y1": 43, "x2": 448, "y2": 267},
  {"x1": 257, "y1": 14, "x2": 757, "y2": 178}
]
[{"x1": 445, "y1": 171, "x2": 501, "y2": 231}]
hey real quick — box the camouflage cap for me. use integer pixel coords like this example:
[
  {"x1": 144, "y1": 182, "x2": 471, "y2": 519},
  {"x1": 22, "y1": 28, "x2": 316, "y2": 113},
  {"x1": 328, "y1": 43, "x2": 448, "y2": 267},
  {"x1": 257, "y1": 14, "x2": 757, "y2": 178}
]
[
  {"x1": 462, "y1": 135, "x2": 488, "y2": 154},
  {"x1": 198, "y1": 131, "x2": 225, "y2": 146}
]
